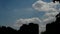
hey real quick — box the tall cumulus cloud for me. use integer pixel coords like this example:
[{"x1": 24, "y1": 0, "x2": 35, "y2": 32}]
[{"x1": 14, "y1": 0, "x2": 60, "y2": 34}]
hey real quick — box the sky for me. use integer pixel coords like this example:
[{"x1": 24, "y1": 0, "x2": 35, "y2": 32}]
[
  {"x1": 0, "y1": 0, "x2": 60, "y2": 34},
  {"x1": 0, "y1": 0, "x2": 49, "y2": 27},
  {"x1": 0, "y1": 0, "x2": 37, "y2": 26}
]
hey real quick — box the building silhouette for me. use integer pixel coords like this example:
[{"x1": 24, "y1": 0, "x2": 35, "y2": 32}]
[
  {"x1": 19, "y1": 23, "x2": 39, "y2": 34},
  {"x1": 0, "y1": 26, "x2": 17, "y2": 34},
  {"x1": 0, "y1": 23, "x2": 39, "y2": 34}
]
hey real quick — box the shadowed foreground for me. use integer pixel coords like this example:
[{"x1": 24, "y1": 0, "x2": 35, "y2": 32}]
[{"x1": 0, "y1": 23, "x2": 39, "y2": 34}]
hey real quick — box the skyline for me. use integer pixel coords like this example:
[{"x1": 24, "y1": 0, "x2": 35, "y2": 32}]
[{"x1": 0, "y1": 0, "x2": 60, "y2": 34}]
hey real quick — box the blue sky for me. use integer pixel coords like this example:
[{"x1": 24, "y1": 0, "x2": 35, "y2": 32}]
[
  {"x1": 0, "y1": 0, "x2": 53, "y2": 27},
  {"x1": 0, "y1": 0, "x2": 38, "y2": 26}
]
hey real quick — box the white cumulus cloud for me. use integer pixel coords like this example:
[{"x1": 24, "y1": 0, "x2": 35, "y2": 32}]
[
  {"x1": 14, "y1": 0, "x2": 60, "y2": 34},
  {"x1": 32, "y1": 0, "x2": 60, "y2": 34},
  {"x1": 15, "y1": 18, "x2": 41, "y2": 27},
  {"x1": 32, "y1": 0, "x2": 59, "y2": 12},
  {"x1": 14, "y1": 17, "x2": 56, "y2": 33}
]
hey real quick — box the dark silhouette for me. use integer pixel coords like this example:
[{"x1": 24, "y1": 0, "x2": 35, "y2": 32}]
[
  {"x1": 53, "y1": 0, "x2": 60, "y2": 3},
  {"x1": 18, "y1": 23, "x2": 39, "y2": 34},
  {"x1": 0, "y1": 23, "x2": 39, "y2": 34},
  {"x1": 41, "y1": 13, "x2": 60, "y2": 34},
  {"x1": 0, "y1": 26, "x2": 17, "y2": 34}
]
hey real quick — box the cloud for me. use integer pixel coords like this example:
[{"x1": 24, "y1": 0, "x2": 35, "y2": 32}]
[
  {"x1": 15, "y1": 16, "x2": 56, "y2": 27},
  {"x1": 32, "y1": 0, "x2": 59, "y2": 12},
  {"x1": 32, "y1": 0, "x2": 60, "y2": 20},
  {"x1": 32, "y1": 0, "x2": 60, "y2": 18},
  {"x1": 45, "y1": 12, "x2": 59, "y2": 17},
  {"x1": 15, "y1": 17, "x2": 56, "y2": 33},
  {"x1": 15, "y1": 18, "x2": 41, "y2": 27},
  {"x1": 14, "y1": 0, "x2": 60, "y2": 34},
  {"x1": 32, "y1": 0, "x2": 60, "y2": 34}
]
